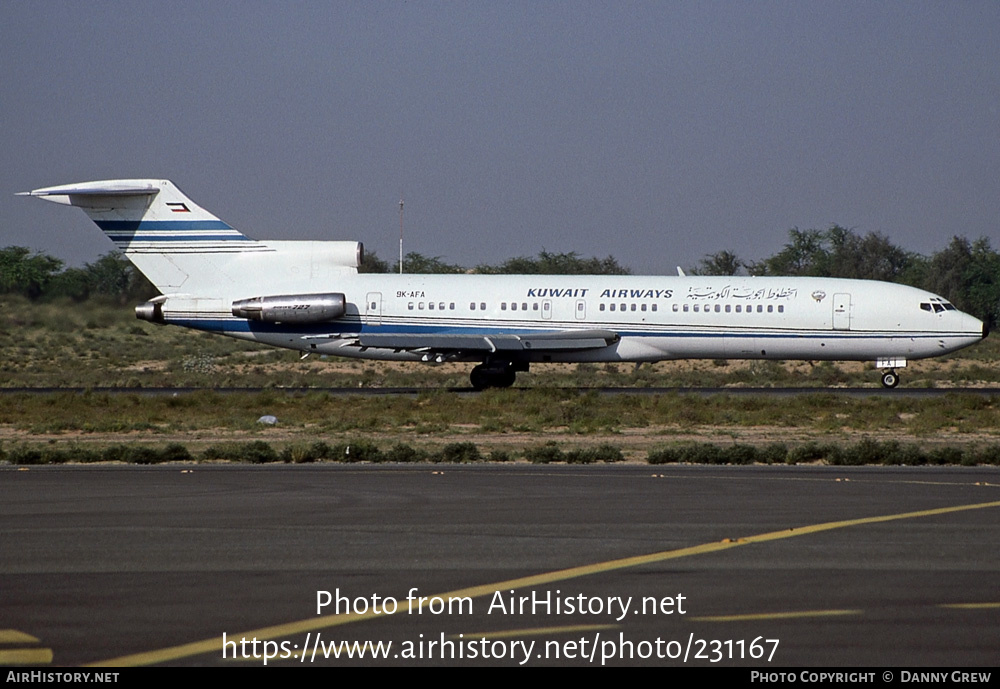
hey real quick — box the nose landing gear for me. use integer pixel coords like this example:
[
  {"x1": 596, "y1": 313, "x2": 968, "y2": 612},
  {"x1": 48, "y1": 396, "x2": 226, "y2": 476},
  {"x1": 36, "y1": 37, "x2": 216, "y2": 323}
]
[
  {"x1": 876, "y1": 357, "x2": 906, "y2": 389},
  {"x1": 881, "y1": 370, "x2": 900, "y2": 388}
]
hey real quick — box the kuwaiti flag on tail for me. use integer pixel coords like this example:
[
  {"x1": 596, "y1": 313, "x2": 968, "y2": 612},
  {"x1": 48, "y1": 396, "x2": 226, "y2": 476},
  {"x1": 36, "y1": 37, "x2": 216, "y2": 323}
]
[{"x1": 17, "y1": 179, "x2": 262, "y2": 255}]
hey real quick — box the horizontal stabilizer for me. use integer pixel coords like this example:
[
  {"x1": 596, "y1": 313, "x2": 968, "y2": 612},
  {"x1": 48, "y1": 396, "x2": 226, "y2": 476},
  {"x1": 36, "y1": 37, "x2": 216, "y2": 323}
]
[{"x1": 17, "y1": 180, "x2": 159, "y2": 197}]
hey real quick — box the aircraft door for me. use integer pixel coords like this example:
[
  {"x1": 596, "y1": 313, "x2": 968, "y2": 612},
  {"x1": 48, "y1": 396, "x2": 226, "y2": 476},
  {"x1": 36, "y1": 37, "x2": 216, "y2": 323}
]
[
  {"x1": 833, "y1": 293, "x2": 851, "y2": 330},
  {"x1": 575, "y1": 299, "x2": 586, "y2": 320},
  {"x1": 542, "y1": 300, "x2": 552, "y2": 320},
  {"x1": 366, "y1": 292, "x2": 382, "y2": 325}
]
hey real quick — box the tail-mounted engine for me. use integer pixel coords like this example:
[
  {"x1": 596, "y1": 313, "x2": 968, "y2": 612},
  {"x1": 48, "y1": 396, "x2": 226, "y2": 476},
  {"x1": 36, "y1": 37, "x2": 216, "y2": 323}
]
[
  {"x1": 135, "y1": 301, "x2": 164, "y2": 323},
  {"x1": 232, "y1": 293, "x2": 347, "y2": 324}
]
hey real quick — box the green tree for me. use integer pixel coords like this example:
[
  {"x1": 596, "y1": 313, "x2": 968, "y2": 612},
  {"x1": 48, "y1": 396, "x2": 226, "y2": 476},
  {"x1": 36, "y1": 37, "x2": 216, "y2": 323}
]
[
  {"x1": 909, "y1": 236, "x2": 1000, "y2": 329},
  {"x1": 47, "y1": 266, "x2": 91, "y2": 301},
  {"x1": 475, "y1": 250, "x2": 630, "y2": 275},
  {"x1": 690, "y1": 250, "x2": 744, "y2": 275},
  {"x1": 0, "y1": 247, "x2": 63, "y2": 298},
  {"x1": 84, "y1": 253, "x2": 135, "y2": 298},
  {"x1": 392, "y1": 252, "x2": 466, "y2": 274},
  {"x1": 918, "y1": 236, "x2": 974, "y2": 305},
  {"x1": 46, "y1": 252, "x2": 155, "y2": 303},
  {"x1": 749, "y1": 228, "x2": 830, "y2": 276},
  {"x1": 358, "y1": 249, "x2": 390, "y2": 273},
  {"x1": 750, "y1": 226, "x2": 912, "y2": 281},
  {"x1": 825, "y1": 227, "x2": 912, "y2": 281}
]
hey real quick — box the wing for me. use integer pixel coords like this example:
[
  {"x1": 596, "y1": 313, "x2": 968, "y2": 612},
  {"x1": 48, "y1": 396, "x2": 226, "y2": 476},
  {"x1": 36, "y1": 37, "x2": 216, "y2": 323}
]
[{"x1": 305, "y1": 329, "x2": 619, "y2": 355}]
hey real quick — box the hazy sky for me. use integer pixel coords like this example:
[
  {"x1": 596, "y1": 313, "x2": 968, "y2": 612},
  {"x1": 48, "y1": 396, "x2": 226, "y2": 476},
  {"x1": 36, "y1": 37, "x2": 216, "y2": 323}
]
[{"x1": 3, "y1": 1, "x2": 997, "y2": 274}]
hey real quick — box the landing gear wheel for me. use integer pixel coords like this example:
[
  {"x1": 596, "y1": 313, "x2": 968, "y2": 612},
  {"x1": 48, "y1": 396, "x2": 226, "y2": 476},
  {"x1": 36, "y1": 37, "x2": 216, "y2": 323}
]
[
  {"x1": 470, "y1": 365, "x2": 490, "y2": 391},
  {"x1": 496, "y1": 369, "x2": 516, "y2": 388},
  {"x1": 469, "y1": 363, "x2": 518, "y2": 390},
  {"x1": 881, "y1": 370, "x2": 900, "y2": 388}
]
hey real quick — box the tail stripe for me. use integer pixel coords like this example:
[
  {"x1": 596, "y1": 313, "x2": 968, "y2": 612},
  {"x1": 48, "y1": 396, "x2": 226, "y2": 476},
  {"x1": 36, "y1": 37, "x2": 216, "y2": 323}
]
[
  {"x1": 94, "y1": 218, "x2": 261, "y2": 253},
  {"x1": 105, "y1": 234, "x2": 251, "y2": 242},
  {"x1": 96, "y1": 220, "x2": 235, "y2": 232}
]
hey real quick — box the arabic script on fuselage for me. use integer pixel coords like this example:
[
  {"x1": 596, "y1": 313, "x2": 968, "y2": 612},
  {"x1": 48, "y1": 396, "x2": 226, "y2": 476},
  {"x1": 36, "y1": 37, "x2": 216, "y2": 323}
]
[{"x1": 686, "y1": 285, "x2": 797, "y2": 301}]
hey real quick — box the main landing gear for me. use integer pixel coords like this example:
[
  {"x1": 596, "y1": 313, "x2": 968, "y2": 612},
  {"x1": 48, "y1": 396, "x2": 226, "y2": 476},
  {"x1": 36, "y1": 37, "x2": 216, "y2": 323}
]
[
  {"x1": 469, "y1": 360, "x2": 527, "y2": 390},
  {"x1": 880, "y1": 370, "x2": 900, "y2": 388}
]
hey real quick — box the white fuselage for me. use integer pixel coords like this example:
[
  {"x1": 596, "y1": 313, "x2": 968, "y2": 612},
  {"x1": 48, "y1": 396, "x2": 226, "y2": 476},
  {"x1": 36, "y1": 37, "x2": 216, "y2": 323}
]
[{"x1": 159, "y1": 273, "x2": 984, "y2": 365}]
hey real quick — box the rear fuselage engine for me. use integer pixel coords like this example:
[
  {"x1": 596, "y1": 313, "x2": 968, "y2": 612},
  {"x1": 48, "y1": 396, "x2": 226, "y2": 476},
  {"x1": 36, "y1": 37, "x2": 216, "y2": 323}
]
[{"x1": 231, "y1": 293, "x2": 347, "y2": 324}]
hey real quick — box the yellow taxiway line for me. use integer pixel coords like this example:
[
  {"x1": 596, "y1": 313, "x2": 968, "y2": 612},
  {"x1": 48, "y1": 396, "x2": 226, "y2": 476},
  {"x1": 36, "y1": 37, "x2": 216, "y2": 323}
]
[{"x1": 87, "y1": 498, "x2": 1000, "y2": 667}]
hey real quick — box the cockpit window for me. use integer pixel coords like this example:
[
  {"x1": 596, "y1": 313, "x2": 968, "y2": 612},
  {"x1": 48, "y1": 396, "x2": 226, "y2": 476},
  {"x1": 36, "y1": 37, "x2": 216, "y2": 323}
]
[{"x1": 921, "y1": 300, "x2": 956, "y2": 312}]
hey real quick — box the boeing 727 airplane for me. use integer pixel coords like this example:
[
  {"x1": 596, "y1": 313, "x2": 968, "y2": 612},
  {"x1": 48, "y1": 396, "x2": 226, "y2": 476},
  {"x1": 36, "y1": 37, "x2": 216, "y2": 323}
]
[{"x1": 20, "y1": 179, "x2": 987, "y2": 389}]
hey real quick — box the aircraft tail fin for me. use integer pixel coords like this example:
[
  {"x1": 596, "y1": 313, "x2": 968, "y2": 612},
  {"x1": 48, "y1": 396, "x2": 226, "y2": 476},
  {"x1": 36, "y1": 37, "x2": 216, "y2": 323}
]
[
  {"x1": 22, "y1": 179, "x2": 363, "y2": 297},
  {"x1": 18, "y1": 179, "x2": 258, "y2": 254},
  {"x1": 19, "y1": 179, "x2": 269, "y2": 294}
]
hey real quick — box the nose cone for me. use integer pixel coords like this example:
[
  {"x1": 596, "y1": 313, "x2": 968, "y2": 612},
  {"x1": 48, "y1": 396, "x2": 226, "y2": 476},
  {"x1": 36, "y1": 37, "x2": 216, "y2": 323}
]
[
  {"x1": 961, "y1": 311, "x2": 988, "y2": 346},
  {"x1": 940, "y1": 310, "x2": 989, "y2": 357},
  {"x1": 968, "y1": 311, "x2": 988, "y2": 340}
]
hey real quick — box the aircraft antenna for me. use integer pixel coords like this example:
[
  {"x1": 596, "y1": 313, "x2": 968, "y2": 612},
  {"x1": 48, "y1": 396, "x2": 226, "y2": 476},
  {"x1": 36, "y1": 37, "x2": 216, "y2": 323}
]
[{"x1": 398, "y1": 195, "x2": 404, "y2": 274}]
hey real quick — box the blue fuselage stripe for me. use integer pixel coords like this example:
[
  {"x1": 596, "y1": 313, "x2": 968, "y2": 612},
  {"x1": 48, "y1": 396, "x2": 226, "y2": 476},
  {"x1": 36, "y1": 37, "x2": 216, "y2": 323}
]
[
  {"x1": 161, "y1": 318, "x2": 974, "y2": 340},
  {"x1": 96, "y1": 220, "x2": 238, "y2": 233}
]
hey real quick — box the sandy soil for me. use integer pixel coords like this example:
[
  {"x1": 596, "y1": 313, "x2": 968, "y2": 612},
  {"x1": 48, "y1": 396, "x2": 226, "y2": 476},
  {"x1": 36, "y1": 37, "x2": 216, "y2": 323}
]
[{"x1": 4, "y1": 419, "x2": 996, "y2": 463}]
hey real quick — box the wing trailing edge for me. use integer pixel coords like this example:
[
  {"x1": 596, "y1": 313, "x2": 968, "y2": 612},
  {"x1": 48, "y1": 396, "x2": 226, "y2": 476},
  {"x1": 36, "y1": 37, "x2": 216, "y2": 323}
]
[{"x1": 353, "y1": 329, "x2": 620, "y2": 353}]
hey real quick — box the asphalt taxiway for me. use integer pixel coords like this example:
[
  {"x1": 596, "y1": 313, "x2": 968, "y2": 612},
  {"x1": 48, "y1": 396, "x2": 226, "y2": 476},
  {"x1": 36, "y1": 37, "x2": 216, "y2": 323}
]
[{"x1": 2, "y1": 464, "x2": 998, "y2": 666}]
